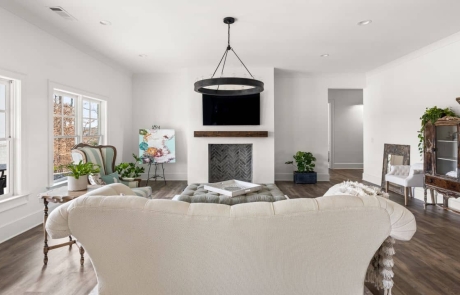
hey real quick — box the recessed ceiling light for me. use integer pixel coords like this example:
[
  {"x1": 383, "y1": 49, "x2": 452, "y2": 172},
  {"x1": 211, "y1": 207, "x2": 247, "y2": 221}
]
[
  {"x1": 357, "y1": 20, "x2": 372, "y2": 26},
  {"x1": 320, "y1": 54, "x2": 329, "y2": 57},
  {"x1": 100, "y1": 20, "x2": 111, "y2": 25},
  {"x1": 139, "y1": 54, "x2": 148, "y2": 58}
]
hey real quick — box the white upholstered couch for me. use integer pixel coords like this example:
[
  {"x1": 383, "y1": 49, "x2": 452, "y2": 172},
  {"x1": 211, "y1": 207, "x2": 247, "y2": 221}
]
[{"x1": 46, "y1": 184, "x2": 416, "y2": 295}]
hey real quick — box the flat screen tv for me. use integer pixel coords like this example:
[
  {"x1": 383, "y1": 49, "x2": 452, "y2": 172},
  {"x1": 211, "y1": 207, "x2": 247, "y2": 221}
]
[{"x1": 202, "y1": 94, "x2": 260, "y2": 125}]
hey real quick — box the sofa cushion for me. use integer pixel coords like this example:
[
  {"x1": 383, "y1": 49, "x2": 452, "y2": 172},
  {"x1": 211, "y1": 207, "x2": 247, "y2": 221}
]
[{"x1": 385, "y1": 174, "x2": 409, "y2": 186}]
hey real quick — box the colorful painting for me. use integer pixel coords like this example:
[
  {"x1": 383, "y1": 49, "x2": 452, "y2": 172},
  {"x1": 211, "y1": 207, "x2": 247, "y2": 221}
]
[{"x1": 139, "y1": 129, "x2": 176, "y2": 164}]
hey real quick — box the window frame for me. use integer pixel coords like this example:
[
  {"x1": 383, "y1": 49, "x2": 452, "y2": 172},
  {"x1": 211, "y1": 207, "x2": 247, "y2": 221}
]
[
  {"x1": 0, "y1": 77, "x2": 13, "y2": 199},
  {"x1": 81, "y1": 97, "x2": 104, "y2": 145},
  {"x1": 49, "y1": 85, "x2": 107, "y2": 187}
]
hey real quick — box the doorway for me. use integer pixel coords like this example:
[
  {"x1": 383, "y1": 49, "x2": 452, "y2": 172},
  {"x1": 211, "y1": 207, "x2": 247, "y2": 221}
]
[{"x1": 328, "y1": 89, "x2": 363, "y2": 169}]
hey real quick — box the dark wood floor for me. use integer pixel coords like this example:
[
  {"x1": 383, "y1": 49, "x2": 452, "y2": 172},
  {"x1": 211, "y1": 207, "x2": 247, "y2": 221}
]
[{"x1": 1, "y1": 170, "x2": 459, "y2": 294}]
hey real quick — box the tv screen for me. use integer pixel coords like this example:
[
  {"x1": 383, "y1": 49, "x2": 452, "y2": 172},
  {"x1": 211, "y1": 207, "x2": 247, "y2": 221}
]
[{"x1": 202, "y1": 94, "x2": 260, "y2": 125}]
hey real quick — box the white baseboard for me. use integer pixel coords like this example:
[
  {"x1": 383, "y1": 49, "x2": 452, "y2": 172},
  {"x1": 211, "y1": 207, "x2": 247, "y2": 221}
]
[
  {"x1": 0, "y1": 209, "x2": 43, "y2": 244},
  {"x1": 362, "y1": 173, "x2": 381, "y2": 186},
  {"x1": 332, "y1": 163, "x2": 363, "y2": 169},
  {"x1": 139, "y1": 173, "x2": 187, "y2": 181},
  {"x1": 275, "y1": 173, "x2": 330, "y2": 182},
  {"x1": 0, "y1": 194, "x2": 29, "y2": 213}
]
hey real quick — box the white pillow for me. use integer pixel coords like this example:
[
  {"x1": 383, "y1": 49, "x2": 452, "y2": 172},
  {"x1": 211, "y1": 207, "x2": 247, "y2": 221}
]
[{"x1": 88, "y1": 173, "x2": 106, "y2": 185}]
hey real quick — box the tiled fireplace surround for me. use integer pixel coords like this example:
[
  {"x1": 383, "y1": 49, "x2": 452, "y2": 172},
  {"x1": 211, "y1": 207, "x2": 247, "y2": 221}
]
[
  {"x1": 187, "y1": 137, "x2": 274, "y2": 184},
  {"x1": 208, "y1": 144, "x2": 253, "y2": 183}
]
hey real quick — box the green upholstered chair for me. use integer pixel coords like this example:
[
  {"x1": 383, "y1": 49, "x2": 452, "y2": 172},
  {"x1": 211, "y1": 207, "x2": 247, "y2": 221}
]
[{"x1": 71, "y1": 143, "x2": 152, "y2": 198}]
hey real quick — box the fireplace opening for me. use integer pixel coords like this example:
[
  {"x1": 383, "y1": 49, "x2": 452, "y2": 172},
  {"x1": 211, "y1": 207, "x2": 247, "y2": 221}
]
[{"x1": 208, "y1": 144, "x2": 253, "y2": 183}]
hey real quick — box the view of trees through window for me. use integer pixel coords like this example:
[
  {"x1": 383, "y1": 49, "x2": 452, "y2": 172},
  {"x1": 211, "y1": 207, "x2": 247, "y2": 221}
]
[{"x1": 53, "y1": 91, "x2": 103, "y2": 183}]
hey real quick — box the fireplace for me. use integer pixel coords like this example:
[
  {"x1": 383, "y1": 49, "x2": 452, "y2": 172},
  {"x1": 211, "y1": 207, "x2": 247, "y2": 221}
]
[{"x1": 208, "y1": 144, "x2": 253, "y2": 183}]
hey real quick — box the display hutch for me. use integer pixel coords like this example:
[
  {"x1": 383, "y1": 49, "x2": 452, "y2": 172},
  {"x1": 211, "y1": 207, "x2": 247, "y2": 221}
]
[{"x1": 424, "y1": 116, "x2": 460, "y2": 210}]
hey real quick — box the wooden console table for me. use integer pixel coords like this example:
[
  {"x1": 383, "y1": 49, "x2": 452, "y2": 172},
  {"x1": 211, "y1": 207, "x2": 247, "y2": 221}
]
[{"x1": 38, "y1": 185, "x2": 102, "y2": 266}]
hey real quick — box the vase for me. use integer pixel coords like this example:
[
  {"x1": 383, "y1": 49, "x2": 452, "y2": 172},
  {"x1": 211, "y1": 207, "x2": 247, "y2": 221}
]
[{"x1": 68, "y1": 175, "x2": 88, "y2": 191}]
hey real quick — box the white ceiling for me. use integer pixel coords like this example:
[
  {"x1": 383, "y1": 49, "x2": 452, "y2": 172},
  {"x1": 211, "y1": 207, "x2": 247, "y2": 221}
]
[{"x1": 2, "y1": 0, "x2": 460, "y2": 75}]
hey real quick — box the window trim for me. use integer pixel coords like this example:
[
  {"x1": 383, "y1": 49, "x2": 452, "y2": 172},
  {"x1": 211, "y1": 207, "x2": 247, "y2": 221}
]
[
  {"x1": 0, "y1": 77, "x2": 13, "y2": 199},
  {"x1": 0, "y1": 68, "x2": 26, "y2": 203},
  {"x1": 48, "y1": 81, "x2": 107, "y2": 187}
]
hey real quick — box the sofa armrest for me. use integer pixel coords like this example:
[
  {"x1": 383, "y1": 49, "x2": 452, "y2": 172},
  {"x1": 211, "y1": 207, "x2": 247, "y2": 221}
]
[
  {"x1": 45, "y1": 183, "x2": 137, "y2": 239},
  {"x1": 377, "y1": 197, "x2": 416, "y2": 241},
  {"x1": 409, "y1": 168, "x2": 423, "y2": 177},
  {"x1": 45, "y1": 202, "x2": 73, "y2": 239}
]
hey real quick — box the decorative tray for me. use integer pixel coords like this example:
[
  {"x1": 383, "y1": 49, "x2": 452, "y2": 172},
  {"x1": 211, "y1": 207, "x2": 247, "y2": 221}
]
[{"x1": 204, "y1": 180, "x2": 262, "y2": 197}]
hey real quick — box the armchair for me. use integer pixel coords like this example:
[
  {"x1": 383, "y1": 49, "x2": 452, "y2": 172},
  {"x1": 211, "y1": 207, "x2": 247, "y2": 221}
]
[
  {"x1": 71, "y1": 143, "x2": 152, "y2": 198},
  {"x1": 385, "y1": 163, "x2": 424, "y2": 206}
]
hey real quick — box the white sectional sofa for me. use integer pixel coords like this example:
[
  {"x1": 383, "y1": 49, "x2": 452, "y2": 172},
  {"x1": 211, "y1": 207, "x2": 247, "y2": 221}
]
[{"x1": 46, "y1": 183, "x2": 416, "y2": 295}]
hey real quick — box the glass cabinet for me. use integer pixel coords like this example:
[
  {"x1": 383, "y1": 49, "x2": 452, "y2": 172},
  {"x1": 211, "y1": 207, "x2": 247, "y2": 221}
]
[
  {"x1": 424, "y1": 118, "x2": 460, "y2": 210},
  {"x1": 435, "y1": 125, "x2": 458, "y2": 178}
]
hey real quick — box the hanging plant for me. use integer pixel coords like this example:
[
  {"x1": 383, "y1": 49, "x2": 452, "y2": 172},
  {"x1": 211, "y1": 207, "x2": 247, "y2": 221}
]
[{"x1": 418, "y1": 106, "x2": 457, "y2": 156}]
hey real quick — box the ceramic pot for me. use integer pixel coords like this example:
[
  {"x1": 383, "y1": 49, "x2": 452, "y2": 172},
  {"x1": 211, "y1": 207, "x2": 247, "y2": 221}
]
[{"x1": 68, "y1": 175, "x2": 88, "y2": 191}]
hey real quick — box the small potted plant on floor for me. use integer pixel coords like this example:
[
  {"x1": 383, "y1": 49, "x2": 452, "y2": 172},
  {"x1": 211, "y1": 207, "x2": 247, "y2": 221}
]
[
  {"x1": 285, "y1": 151, "x2": 317, "y2": 184},
  {"x1": 115, "y1": 154, "x2": 145, "y2": 181},
  {"x1": 66, "y1": 161, "x2": 100, "y2": 191}
]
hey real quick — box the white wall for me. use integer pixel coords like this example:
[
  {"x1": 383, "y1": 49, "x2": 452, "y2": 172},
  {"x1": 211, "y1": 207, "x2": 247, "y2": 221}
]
[
  {"x1": 274, "y1": 71, "x2": 365, "y2": 181},
  {"x1": 132, "y1": 72, "x2": 188, "y2": 180},
  {"x1": 186, "y1": 67, "x2": 275, "y2": 184},
  {"x1": 0, "y1": 7, "x2": 132, "y2": 243},
  {"x1": 132, "y1": 67, "x2": 275, "y2": 184},
  {"x1": 363, "y1": 32, "x2": 460, "y2": 201},
  {"x1": 328, "y1": 89, "x2": 363, "y2": 169}
]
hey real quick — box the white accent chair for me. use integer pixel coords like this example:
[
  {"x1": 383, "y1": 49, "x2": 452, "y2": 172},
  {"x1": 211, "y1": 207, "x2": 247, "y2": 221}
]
[{"x1": 385, "y1": 163, "x2": 424, "y2": 206}]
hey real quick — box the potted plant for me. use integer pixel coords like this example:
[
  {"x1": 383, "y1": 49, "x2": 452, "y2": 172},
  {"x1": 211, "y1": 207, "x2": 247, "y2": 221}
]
[
  {"x1": 115, "y1": 154, "x2": 145, "y2": 181},
  {"x1": 418, "y1": 106, "x2": 457, "y2": 157},
  {"x1": 66, "y1": 161, "x2": 100, "y2": 191},
  {"x1": 285, "y1": 151, "x2": 317, "y2": 184}
]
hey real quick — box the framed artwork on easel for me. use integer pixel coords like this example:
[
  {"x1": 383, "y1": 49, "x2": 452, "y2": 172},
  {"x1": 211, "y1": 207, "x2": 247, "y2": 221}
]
[{"x1": 139, "y1": 129, "x2": 176, "y2": 164}]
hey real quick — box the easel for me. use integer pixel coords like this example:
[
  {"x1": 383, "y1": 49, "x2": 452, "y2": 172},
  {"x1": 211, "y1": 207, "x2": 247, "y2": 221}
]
[{"x1": 145, "y1": 161, "x2": 166, "y2": 186}]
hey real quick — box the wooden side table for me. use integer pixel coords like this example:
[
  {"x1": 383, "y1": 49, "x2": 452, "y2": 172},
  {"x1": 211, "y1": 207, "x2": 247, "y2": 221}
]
[{"x1": 39, "y1": 185, "x2": 102, "y2": 266}]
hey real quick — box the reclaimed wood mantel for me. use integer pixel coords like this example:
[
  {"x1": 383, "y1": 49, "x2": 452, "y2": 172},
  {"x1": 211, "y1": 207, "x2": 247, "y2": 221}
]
[{"x1": 194, "y1": 131, "x2": 268, "y2": 137}]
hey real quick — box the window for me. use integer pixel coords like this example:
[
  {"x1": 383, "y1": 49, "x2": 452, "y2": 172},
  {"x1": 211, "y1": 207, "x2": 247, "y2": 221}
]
[
  {"x1": 52, "y1": 89, "x2": 105, "y2": 185},
  {"x1": 82, "y1": 98, "x2": 103, "y2": 145},
  {"x1": 0, "y1": 78, "x2": 12, "y2": 197}
]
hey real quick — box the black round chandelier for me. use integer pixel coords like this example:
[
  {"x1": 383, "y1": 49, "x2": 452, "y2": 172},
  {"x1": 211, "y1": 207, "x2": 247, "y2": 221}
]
[{"x1": 194, "y1": 17, "x2": 264, "y2": 96}]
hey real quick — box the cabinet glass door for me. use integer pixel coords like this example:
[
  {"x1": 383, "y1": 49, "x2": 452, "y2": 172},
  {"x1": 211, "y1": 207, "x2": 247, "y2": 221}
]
[{"x1": 436, "y1": 125, "x2": 458, "y2": 178}]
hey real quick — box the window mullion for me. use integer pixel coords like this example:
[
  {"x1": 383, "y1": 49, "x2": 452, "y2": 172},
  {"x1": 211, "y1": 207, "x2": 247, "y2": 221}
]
[{"x1": 77, "y1": 96, "x2": 82, "y2": 143}]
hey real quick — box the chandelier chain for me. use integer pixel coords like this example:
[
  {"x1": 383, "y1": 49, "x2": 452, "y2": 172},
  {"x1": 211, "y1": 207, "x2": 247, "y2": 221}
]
[
  {"x1": 217, "y1": 50, "x2": 229, "y2": 90},
  {"x1": 211, "y1": 21, "x2": 255, "y2": 80},
  {"x1": 211, "y1": 48, "x2": 228, "y2": 79},
  {"x1": 194, "y1": 17, "x2": 263, "y2": 96},
  {"x1": 231, "y1": 48, "x2": 254, "y2": 79}
]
